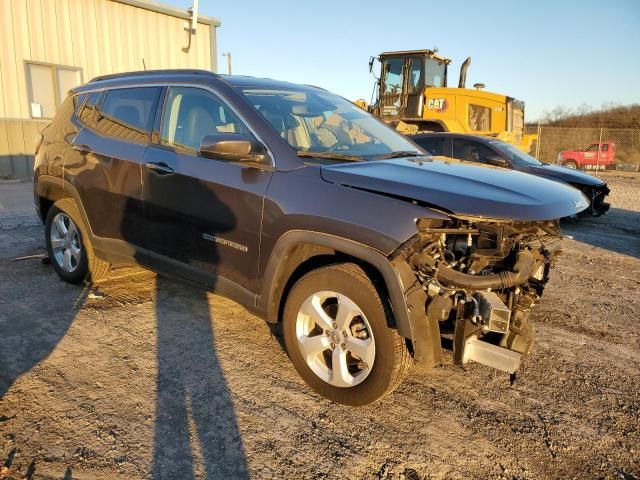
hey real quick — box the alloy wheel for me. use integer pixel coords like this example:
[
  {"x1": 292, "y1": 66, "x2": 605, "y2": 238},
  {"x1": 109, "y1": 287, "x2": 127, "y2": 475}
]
[
  {"x1": 295, "y1": 290, "x2": 375, "y2": 387},
  {"x1": 50, "y1": 212, "x2": 82, "y2": 273}
]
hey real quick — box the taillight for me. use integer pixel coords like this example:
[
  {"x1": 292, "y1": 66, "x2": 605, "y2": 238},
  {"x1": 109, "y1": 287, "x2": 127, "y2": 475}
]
[{"x1": 35, "y1": 133, "x2": 44, "y2": 155}]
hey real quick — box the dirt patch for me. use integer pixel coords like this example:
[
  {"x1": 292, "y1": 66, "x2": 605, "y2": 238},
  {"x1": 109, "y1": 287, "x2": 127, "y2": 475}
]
[{"x1": 1, "y1": 176, "x2": 639, "y2": 479}]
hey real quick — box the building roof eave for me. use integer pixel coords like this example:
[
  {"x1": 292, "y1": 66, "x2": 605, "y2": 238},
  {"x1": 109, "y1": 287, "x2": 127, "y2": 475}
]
[{"x1": 112, "y1": 0, "x2": 221, "y2": 27}]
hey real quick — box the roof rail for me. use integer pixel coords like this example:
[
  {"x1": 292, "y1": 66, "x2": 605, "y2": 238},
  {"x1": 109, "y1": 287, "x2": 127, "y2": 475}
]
[{"x1": 89, "y1": 69, "x2": 219, "y2": 83}]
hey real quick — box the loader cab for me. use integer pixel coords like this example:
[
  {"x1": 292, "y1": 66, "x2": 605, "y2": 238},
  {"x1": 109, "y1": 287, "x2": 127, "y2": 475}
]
[{"x1": 377, "y1": 50, "x2": 450, "y2": 121}]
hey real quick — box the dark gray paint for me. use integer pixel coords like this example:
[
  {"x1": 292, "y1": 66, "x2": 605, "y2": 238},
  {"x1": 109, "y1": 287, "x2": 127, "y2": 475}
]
[
  {"x1": 321, "y1": 158, "x2": 589, "y2": 221},
  {"x1": 36, "y1": 70, "x2": 589, "y2": 351}
]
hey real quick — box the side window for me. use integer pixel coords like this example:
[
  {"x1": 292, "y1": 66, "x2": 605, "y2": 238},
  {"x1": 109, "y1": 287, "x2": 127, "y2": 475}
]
[
  {"x1": 416, "y1": 137, "x2": 447, "y2": 156},
  {"x1": 407, "y1": 58, "x2": 422, "y2": 94},
  {"x1": 585, "y1": 144, "x2": 598, "y2": 152},
  {"x1": 601, "y1": 144, "x2": 608, "y2": 152},
  {"x1": 453, "y1": 139, "x2": 496, "y2": 164},
  {"x1": 76, "y1": 92, "x2": 101, "y2": 126},
  {"x1": 160, "y1": 87, "x2": 250, "y2": 153},
  {"x1": 73, "y1": 93, "x2": 86, "y2": 111},
  {"x1": 382, "y1": 58, "x2": 404, "y2": 96},
  {"x1": 95, "y1": 87, "x2": 161, "y2": 143}
]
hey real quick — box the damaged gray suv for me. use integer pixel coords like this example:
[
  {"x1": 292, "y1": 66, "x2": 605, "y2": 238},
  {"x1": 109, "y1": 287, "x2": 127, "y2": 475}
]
[{"x1": 34, "y1": 70, "x2": 589, "y2": 405}]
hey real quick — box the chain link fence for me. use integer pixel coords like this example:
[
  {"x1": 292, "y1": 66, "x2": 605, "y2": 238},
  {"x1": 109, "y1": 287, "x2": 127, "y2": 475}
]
[{"x1": 524, "y1": 126, "x2": 640, "y2": 171}]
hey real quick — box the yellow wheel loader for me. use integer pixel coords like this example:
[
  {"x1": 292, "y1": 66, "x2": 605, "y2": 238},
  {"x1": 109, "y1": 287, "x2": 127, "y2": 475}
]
[{"x1": 359, "y1": 49, "x2": 536, "y2": 152}]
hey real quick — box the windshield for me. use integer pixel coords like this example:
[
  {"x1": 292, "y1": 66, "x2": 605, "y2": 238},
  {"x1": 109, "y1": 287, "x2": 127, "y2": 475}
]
[
  {"x1": 425, "y1": 58, "x2": 446, "y2": 87},
  {"x1": 238, "y1": 87, "x2": 422, "y2": 161},
  {"x1": 489, "y1": 140, "x2": 542, "y2": 167}
]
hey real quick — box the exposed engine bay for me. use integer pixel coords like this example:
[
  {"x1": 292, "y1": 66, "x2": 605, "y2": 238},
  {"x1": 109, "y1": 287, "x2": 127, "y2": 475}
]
[{"x1": 393, "y1": 216, "x2": 563, "y2": 374}]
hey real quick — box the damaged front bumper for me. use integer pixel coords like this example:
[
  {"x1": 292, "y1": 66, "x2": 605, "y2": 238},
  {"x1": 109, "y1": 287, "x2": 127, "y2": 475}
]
[
  {"x1": 579, "y1": 183, "x2": 610, "y2": 217},
  {"x1": 391, "y1": 217, "x2": 562, "y2": 374}
]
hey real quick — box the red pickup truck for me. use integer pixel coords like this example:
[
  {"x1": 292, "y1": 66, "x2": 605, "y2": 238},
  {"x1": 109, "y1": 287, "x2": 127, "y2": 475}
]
[{"x1": 557, "y1": 142, "x2": 616, "y2": 170}]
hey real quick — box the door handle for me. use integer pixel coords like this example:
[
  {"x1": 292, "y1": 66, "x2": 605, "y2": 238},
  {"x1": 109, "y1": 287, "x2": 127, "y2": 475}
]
[
  {"x1": 145, "y1": 162, "x2": 174, "y2": 175},
  {"x1": 72, "y1": 144, "x2": 92, "y2": 155}
]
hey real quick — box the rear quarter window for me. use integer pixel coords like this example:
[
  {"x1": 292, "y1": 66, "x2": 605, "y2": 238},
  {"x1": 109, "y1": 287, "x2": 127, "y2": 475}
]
[
  {"x1": 77, "y1": 91, "x2": 102, "y2": 126},
  {"x1": 73, "y1": 93, "x2": 86, "y2": 111}
]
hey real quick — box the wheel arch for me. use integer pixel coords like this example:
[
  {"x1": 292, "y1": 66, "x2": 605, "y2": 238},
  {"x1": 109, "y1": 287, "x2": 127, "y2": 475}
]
[
  {"x1": 36, "y1": 176, "x2": 95, "y2": 238},
  {"x1": 35, "y1": 175, "x2": 70, "y2": 223},
  {"x1": 257, "y1": 231, "x2": 413, "y2": 339}
]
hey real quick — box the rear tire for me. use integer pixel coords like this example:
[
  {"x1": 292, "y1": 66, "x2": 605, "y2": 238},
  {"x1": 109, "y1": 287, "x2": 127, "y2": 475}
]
[
  {"x1": 563, "y1": 161, "x2": 578, "y2": 169},
  {"x1": 283, "y1": 263, "x2": 411, "y2": 406},
  {"x1": 45, "y1": 199, "x2": 110, "y2": 284}
]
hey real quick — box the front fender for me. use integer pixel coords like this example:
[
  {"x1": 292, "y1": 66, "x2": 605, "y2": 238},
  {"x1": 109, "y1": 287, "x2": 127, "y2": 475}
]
[
  {"x1": 258, "y1": 230, "x2": 412, "y2": 335},
  {"x1": 257, "y1": 230, "x2": 441, "y2": 368}
]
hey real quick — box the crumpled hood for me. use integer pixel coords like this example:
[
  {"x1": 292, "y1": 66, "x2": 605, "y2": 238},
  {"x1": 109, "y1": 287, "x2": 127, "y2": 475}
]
[
  {"x1": 321, "y1": 158, "x2": 590, "y2": 221},
  {"x1": 527, "y1": 164, "x2": 606, "y2": 187}
]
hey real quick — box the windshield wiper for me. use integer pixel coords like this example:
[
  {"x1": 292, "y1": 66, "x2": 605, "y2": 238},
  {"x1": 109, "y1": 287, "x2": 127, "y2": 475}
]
[
  {"x1": 372, "y1": 151, "x2": 428, "y2": 160},
  {"x1": 296, "y1": 151, "x2": 365, "y2": 162}
]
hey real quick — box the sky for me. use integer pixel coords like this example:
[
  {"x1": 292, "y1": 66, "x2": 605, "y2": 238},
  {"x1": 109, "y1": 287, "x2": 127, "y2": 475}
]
[{"x1": 169, "y1": 0, "x2": 640, "y2": 121}]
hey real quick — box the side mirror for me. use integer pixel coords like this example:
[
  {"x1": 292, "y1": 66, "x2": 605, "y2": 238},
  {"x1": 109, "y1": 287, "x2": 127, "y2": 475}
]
[
  {"x1": 199, "y1": 133, "x2": 267, "y2": 164},
  {"x1": 485, "y1": 155, "x2": 509, "y2": 168},
  {"x1": 368, "y1": 57, "x2": 375, "y2": 73}
]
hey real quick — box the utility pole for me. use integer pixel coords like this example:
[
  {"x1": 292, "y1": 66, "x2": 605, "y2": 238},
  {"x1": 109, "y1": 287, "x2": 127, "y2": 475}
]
[
  {"x1": 222, "y1": 52, "x2": 232, "y2": 75},
  {"x1": 535, "y1": 121, "x2": 541, "y2": 160}
]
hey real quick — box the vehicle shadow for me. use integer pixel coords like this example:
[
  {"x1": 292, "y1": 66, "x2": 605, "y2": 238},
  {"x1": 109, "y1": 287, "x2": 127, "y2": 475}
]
[
  {"x1": 561, "y1": 207, "x2": 640, "y2": 258},
  {"x1": 152, "y1": 276, "x2": 248, "y2": 479},
  {"x1": 0, "y1": 251, "x2": 88, "y2": 398},
  {"x1": 119, "y1": 171, "x2": 249, "y2": 479}
]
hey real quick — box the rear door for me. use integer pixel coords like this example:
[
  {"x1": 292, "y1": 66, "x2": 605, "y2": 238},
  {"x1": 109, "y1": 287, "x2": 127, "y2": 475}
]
[
  {"x1": 69, "y1": 87, "x2": 162, "y2": 244},
  {"x1": 140, "y1": 86, "x2": 273, "y2": 293}
]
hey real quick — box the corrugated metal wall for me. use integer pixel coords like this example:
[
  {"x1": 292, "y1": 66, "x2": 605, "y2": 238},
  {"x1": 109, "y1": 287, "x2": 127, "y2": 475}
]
[{"x1": 0, "y1": 0, "x2": 217, "y2": 179}]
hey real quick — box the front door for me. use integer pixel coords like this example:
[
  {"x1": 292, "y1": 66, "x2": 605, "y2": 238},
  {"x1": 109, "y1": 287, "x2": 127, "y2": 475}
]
[
  {"x1": 140, "y1": 86, "x2": 272, "y2": 293},
  {"x1": 582, "y1": 143, "x2": 600, "y2": 167},
  {"x1": 599, "y1": 143, "x2": 612, "y2": 165},
  {"x1": 379, "y1": 57, "x2": 405, "y2": 121},
  {"x1": 403, "y1": 56, "x2": 424, "y2": 119}
]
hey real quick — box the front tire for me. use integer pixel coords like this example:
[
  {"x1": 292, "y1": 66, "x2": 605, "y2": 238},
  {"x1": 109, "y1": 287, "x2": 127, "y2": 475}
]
[
  {"x1": 283, "y1": 263, "x2": 411, "y2": 406},
  {"x1": 45, "y1": 199, "x2": 110, "y2": 284},
  {"x1": 563, "y1": 161, "x2": 578, "y2": 169}
]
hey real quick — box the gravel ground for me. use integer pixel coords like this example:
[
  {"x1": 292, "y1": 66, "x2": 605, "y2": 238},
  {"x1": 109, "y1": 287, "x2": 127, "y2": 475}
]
[{"x1": 0, "y1": 175, "x2": 639, "y2": 480}]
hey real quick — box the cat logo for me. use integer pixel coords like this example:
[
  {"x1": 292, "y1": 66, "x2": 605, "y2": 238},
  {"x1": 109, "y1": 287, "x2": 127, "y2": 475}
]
[{"x1": 427, "y1": 98, "x2": 448, "y2": 113}]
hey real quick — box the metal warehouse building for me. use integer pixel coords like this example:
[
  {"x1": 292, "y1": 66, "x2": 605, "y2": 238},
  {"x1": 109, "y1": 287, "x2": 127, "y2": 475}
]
[{"x1": 0, "y1": 0, "x2": 220, "y2": 179}]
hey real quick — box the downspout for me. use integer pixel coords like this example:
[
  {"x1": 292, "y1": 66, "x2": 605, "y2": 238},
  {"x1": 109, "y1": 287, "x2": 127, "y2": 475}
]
[{"x1": 210, "y1": 24, "x2": 219, "y2": 72}]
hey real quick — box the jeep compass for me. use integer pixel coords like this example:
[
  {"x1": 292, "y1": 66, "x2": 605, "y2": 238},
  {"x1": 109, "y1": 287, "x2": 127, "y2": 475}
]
[{"x1": 34, "y1": 70, "x2": 589, "y2": 405}]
